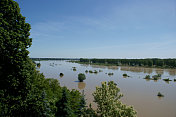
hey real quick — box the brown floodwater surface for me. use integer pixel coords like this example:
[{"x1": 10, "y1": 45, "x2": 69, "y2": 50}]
[{"x1": 36, "y1": 60, "x2": 176, "y2": 117}]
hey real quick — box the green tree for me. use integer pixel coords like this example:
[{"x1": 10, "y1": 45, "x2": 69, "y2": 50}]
[
  {"x1": 78, "y1": 73, "x2": 86, "y2": 82},
  {"x1": 69, "y1": 89, "x2": 83, "y2": 116},
  {"x1": 43, "y1": 78, "x2": 62, "y2": 115},
  {"x1": 55, "y1": 87, "x2": 75, "y2": 117},
  {"x1": 93, "y1": 81, "x2": 137, "y2": 117},
  {"x1": 0, "y1": 0, "x2": 50, "y2": 116},
  {"x1": 78, "y1": 90, "x2": 87, "y2": 116}
]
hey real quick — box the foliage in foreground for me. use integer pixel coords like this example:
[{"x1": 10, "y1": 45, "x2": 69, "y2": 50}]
[
  {"x1": 93, "y1": 81, "x2": 137, "y2": 117},
  {"x1": 0, "y1": 0, "x2": 85, "y2": 116},
  {"x1": 0, "y1": 0, "x2": 47, "y2": 116}
]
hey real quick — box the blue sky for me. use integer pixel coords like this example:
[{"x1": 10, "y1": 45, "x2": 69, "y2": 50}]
[{"x1": 16, "y1": 0, "x2": 176, "y2": 58}]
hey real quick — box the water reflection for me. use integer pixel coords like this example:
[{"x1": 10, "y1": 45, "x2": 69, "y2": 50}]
[
  {"x1": 168, "y1": 69, "x2": 176, "y2": 76},
  {"x1": 119, "y1": 66, "x2": 176, "y2": 76},
  {"x1": 155, "y1": 69, "x2": 164, "y2": 75},
  {"x1": 120, "y1": 66, "x2": 154, "y2": 73},
  {"x1": 143, "y1": 68, "x2": 153, "y2": 74},
  {"x1": 163, "y1": 81, "x2": 170, "y2": 84},
  {"x1": 144, "y1": 79, "x2": 150, "y2": 82},
  {"x1": 157, "y1": 96, "x2": 164, "y2": 100},
  {"x1": 153, "y1": 79, "x2": 158, "y2": 82},
  {"x1": 91, "y1": 65, "x2": 107, "y2": 69},
  {"x1": 60, "y1": 75, "x2": 64, "y2": 78},
  {"x1": 78, "y1": 82, "x2": 86, "y2": 90}
]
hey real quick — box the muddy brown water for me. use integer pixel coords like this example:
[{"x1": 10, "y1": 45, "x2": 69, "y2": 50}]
[{"x1": 36, "y1": 60, "x2": 176, "y2": 117}]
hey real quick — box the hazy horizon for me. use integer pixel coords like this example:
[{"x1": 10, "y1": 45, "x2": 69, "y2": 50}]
[{"x1": 16, "y1": 0, "x2": 176, "y2": 58}]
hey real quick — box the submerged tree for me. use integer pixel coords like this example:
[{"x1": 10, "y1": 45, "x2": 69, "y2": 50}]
[
  {"x1": 78, "y1": 73, "x2": 86, "y2": 82},
  {"x1": 93, "y1": 81, "x2": 137, "y2": 117}
]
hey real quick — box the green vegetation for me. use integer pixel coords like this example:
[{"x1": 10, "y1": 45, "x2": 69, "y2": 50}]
[
  {"x1": 73, "y1": 68, "x2": 77, "y2": 71},
  {"x1": 157, "y1": 92, "x2": 164, "y2": 97},
  {"x1": 152, "y1": 74, "x2": 161, "y2": 80},
  {"x1": 80, "y1": 58, "x2": 176, "y2": 68},
  {"x1": 94, "y1": 70, "x2": 97, "y2": 73},
  {"x1": 85, "y1": 70, "x2": 98, "y2": 74},
  {"x1": 108, "y1": 73, "x2": 114, "y2": 76},
  {"x1": 123, "y1": 73, "x2": 128, "y2": 77},
  {"x1": 144, "y1": 74, "x2": 161, "y2": 81},
  {"x1": 85, "y1": 70, "x2": 88, "y2": 73},
  {"x1": 89, "y1": 70, "x2": 93, "y2": 73},
  {"x1": 0, "y1": 0, "x2": 45, "y2": 115},
  {"x1": 152, "y1": 74, "x2": 161, "y2": 78},
  {"x1": 152, "y1": 77, "x2": 159, "y2": 81},
  {"x1": 93, "y1": 81, "x2": 137, "y2": 117},
  {"x1": 78, "y1": 73, "x2": 86, "y2": 82},
  {"x1": 144, "y1": 75, "x2": 151, "y2": 79},
  {"x1": 31, "y1": 58, "x2": 79, "y2": 61},
  {"x1": 60, "y1": 73, "x2": 64, "y2": 77},
  {"x1": 174, "y1": 79, "x2": 176, "y2": 82},
  {"x1": 163, "y1": 78, "x2": 172, "y2": 82},
  {"x1": 36, "y1": 63, "x2": 41, "y2": 68}
]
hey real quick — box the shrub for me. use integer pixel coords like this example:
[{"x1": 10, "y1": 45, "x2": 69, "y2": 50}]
[
  {"x1": 153, "y1": 77, "x2": 159, "y2": 80},
  {"x1": 157, "y1": 74, "x2": 161, "y2": 77},
  {"x1": 73, "y1": 68, "x2": 76, "y2": 71},
  {"x1": 151, "y1": 74, "x2": 162, "y2": 80},
  {"x1": 36, "y1": 63, "x2": 41, "y2": 68},
  {"x1": 152, "y1": 74, "x2": 161, "y2": 78},
  {"x1": 89, "y1": 70, "x2": 93, "y2": 73},
  {"x1": 108, "y1": 73, "x2": 114, "y2": 76},
  {"x1": 78, "y1": 73, "x2": 86, "y2": 82},
  {"x1": 60, "y1": 73, "x2": 64, "y2": 77},
  {"x1": 144, "y1": 75, "x2": 150, "y2": 79},
  {"x1": 94, "y1": 70, "x2": 98, "y2": 74},
  {"x1": 163, "y1": 78, "x2": 172, "y2": 81},
  {"x1": 123, "y1": 73, "x2": 128, "y2": 77},
  {"x1": 85, "y1": 70, "x2": 88, "y2": 73},
  {"x1": 157, "y1": 92, "x2": 164, "y2": 97}
]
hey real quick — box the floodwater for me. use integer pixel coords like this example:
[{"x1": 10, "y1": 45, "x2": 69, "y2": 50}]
[{"x1": 36, "y1": 60, "x2": 176, "y2": 117}]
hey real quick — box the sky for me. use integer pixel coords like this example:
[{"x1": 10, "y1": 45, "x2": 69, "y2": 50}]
[{"x1": 15, "y1": 0, "x2": 176, "y2": 58}]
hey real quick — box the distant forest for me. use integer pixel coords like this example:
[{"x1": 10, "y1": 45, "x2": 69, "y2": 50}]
[
  {"x1": 79, "y1": 58, "x2": 176, "y2": 68},
  {"x1": 31, "y1": 58, "x2": 176, "y2": 68},
  {"x1": 31, "y1": 58, "x2": 79, "y2": 61}
]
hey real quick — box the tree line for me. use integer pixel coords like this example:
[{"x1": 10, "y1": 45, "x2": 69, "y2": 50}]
[
  {"x1": 80, "y1": 58, "x2": 176, "y2": 68},
  {"x1": 31, "y1": 58, "x2": 79, "y2": 61}
]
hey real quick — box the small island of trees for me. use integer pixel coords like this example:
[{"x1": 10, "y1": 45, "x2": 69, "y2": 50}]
[{"x1": 78, "y1": 73, "x2": 86, "y2": 82}]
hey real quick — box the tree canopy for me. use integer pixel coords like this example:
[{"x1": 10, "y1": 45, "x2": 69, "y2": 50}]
[
  {"x1": 0, "y1": 0, "x2": 37, "y2": 116},
  {"x1": 93, "y1": 81, "x2": 137, "y2": 117}
]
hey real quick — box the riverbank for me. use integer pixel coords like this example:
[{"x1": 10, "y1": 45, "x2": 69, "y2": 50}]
[{"x1": 69, "y1": 61, "x2": 176, "y2": 69}]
